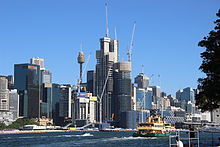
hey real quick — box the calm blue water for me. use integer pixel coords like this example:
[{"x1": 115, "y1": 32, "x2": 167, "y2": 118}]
[{"x1": 0, "y1": 131, "x2": 220, "y2": 147}]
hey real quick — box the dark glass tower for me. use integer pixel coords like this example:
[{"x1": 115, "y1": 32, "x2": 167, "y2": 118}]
[
  {"x1": 14, "y1": 64, "x2": 40, "y2": 118},
  {"x1": 87, "y1": 70, "x2": 96, "y2": 95}
]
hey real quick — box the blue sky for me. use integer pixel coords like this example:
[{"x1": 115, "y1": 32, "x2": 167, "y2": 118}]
[{"x1": 0, "y1": 0, "x2": 219, "y2": 96}]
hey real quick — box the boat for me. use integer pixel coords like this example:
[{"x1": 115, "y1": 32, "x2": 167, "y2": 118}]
[
  {"x1": 133, "y1": 116, "x2": 176, "y2": 137},
  {"x1": 81, "y1": 133, "x2": 93, "y2": 136}
]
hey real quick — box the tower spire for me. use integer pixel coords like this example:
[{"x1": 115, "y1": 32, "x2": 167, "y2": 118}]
[
  {"x1": 114, "y1": 26, "x2": 117, "y2": 40},
  {"x1": 141, "y1": 64, "x2": 144, "y2": 73},
  {"x1": 105, "y1": 3, "x2": 109, "y2": 37}
]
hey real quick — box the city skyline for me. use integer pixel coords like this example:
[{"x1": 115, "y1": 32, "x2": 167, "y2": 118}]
[{"x1": 0, "y1": 0, "x2": 219, "y2": 95}]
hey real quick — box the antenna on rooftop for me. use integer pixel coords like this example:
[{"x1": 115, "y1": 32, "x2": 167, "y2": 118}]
[
  {"x1": 141, "y1": 64, "x2": 144, "y2": 73},
  {"x1": 80, "y1": 43, "x2": 83, "y2": 52},
  {"x1": 105, "y1": 3, "x2": 109, "y2": 37},
  {"x1": 114, "y1": 26, "x2": 117, "y2": 40}
]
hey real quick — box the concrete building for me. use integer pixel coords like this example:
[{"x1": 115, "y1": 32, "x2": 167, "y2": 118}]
[
  {"x1": 0, "y1": 76, "x2": 9, "y2": 111},
  {"x1": 30, "y1": 57, "x2": 45, "y2": 70},
  {"x1": 0, "y1": 76, "x2": 19, "y2": 125},
  {"x1": 73, "y1": 92, "x2": 97, "y2": 126},
  {"x1": 150, "y1": 86, "x2": 161, "y2": 98},
  {"x1": 9, "y1": 89, "x2": 19, "y2": 120},
  {"x1": 131, "y1": 84, "x2": 137, "y2": 111},
  {"x1": 113, "y1": 62, "x2": 132, "y2": 122},
  {"x1": 134, "y1": 73, "x2": 149, "y2": 89},
  {"x1": 6, "y1": 75, "x2": 14, "y2": 89},
  {"x1": 211, "y1": 107, "x2": 220, "y2": 124}
]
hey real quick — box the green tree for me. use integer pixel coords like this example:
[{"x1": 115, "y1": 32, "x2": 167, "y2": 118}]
[
  {"x1": 7, "y1": 118, "x2": 39, "y2": 129},
  {"x1": 196, "y1": 9, "x2": 220, "y2": 112},
  {"x1": 0, "y1": 122, "x2": 6, "y2": 130}
]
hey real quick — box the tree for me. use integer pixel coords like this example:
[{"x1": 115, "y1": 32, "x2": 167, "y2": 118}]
[
  {"x1": 7, "y1": 118, "x2": 39, "y2": 129},
  {"x1": 196, "y1": 9, "x2": 220, "y2": 112},
  {"x1": 0, "y1": 122, "x2": 6, "y2": 130}
]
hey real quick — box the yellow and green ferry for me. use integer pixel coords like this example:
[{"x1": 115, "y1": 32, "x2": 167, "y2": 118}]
[{"x1": 133, "y1": 116, "x2": 176, "y2": 137}]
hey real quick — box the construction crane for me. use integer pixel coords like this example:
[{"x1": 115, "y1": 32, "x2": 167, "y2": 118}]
[
  {"x1": 127, "y1": 22, "x2": 136, "y2": 62},
  {"x1": 98, "y1": 68, "x2": 111, "y2": 123}
]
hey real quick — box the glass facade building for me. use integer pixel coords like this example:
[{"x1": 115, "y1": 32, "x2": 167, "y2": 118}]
[
  {"x1": 176, "y1": 87, "x2": 195, "y2": 103},
  {"x1": 14, "y1": 64, "x2": 40, "y2": 118}
]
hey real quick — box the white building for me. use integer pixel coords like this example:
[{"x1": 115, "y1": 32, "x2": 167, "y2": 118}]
[
  {"x1": 0, "y1": 76, "x2": 9, "y2": 111},
  {"x1": 30, "y1": 57, "x2": 45, "y2": 70}
]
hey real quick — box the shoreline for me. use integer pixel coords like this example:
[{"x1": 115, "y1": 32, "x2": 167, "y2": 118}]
[{"x1": 0, "y1": 129, "x2": 135, "y2": 135}]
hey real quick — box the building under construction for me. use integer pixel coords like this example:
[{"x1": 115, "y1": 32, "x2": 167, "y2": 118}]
[
  {"x1": 113, "y1": 62, "x2": 132, "y2": 124},
  {"x1": 96, "y1": 36, "x2": 119, "y2": 122},
  {"x1": 95, "y1": 5, "x2": 133, "y2": 125}
]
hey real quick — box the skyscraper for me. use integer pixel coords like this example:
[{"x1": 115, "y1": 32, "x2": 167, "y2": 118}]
[
  {"x1": 96, "y1": 36, "x2": 118, "y2": 121},
  {"x1": 59, "y1": 84, "x2": 72, "y2": 118},
  {"x1": 134, "y1": 73, "x2": 149, "y2": 89},
  {"x1": 14, "y1": 64, "x2": 40, "y2": 118},
  {"x1": 31, "y1": 58, "x2": 53, "y2": 119},
  {"x1": 0, "y1": 75, "x2": 19, "y2": 124},
  {"x1": 0, "y1": 76, "x2": 9, "y2": 111},
  {"x1": 150, "y1": 86, "x2": 161, "y2": 98},
  {"x1": 176, "y1": 87, "x2": 195, "y2": 103},
  {"x1": 9, "y1": 89, "x2": 19, "y2": 120},
  {"x1": 87, "y1": 70, "x2": 96, "y2": 95},
  {"x1": 113, "y1": 62, "x2": 132, "y2": 121}
]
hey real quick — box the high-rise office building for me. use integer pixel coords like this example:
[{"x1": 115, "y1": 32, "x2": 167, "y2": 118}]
[
  {"x1": 136, "y1": 88, "x2": 145, "y2": 110},
  {"x1": 87, "y1": 70, "x2": 96, "y2": 95},
  {"x1": 30, "y1": 57, "x2": 45, "y2": 70},
  {"x1": 96, "y1": 36, "x2": 119, "y2": 121},
  {"x1": 146, "y1": 87, "x2": 153, "y2": 110},
  {"x1": 113, "y1": 62, "x2": 132, "y2": 121},
  {"x1": 14, "y1": 64, "x2": 41, "y2": 118},
  {"x1": 9, "y1": 89, "x2": 19, "y2": 120},
  {"x1": 0, "y1": 76, "x2": 8, "y2": 90},
  {"x1": 59, "y1": 84, "x2": 72, "y2": 118},
  {"x1": 150, "y1": 86, "x2": 161, "y2": 98},
  {"x1": 131, "y1": 84, "x2": 137, "y2": 111},
  {"x1": 6, "y1": 75, "x2": 14, "y2": 89},
  {"x1": 52, "y1": 83, "x2": 62, "y2": 125},
  {"x1": 40, "y1": 70, "x2": 52, "y2": 119},
  {"x1": 0, "y1": 75, "x2": 19, "y2": 124},
  {"x1": 134, "y1": 73, "x2": 149, "y2": 89},
  {"x1": 136, "y1": 87, "x2": 152, "y2": 110},
  {"x1": 176, "y1": 87, "x2": 195, "y2": 103},
  {"x1": 0, "y1": 76, "x2": 9, "y2": 111},
  {"x1": 31, "y1": 58, "x2": 53, "y2": 119}
]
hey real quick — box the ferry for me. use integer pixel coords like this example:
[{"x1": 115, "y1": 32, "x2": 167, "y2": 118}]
[{"x1": 133, "y1": 116, "x2": 176, "y2": 137}]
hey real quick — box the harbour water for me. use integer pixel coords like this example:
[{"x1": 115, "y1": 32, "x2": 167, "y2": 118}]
[{"x1": 0, "y1": 131, "x2": 220, "y2": 147}]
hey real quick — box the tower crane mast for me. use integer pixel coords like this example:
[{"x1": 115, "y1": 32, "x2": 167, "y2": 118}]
[{"x1": 127, "y1": 22, "x2": 136, "y2": 62}]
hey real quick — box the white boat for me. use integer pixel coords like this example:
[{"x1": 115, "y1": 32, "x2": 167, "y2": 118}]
[
  {"x1": 81, "y1": 133, "x2": 93, "y2": 136},
  {"x1": 20, "y1": 125, "x2": 46, "y2": 130}
]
